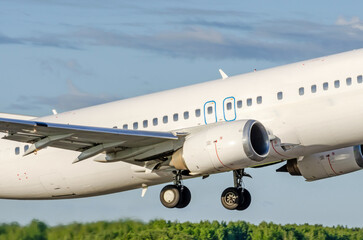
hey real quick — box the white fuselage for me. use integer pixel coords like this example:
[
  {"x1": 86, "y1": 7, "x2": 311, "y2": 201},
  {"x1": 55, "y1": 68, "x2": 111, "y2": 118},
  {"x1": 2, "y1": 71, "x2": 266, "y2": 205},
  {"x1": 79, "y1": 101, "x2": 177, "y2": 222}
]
[{"x1": 1, "y1": 49, "x2": 363, "y2": 199}]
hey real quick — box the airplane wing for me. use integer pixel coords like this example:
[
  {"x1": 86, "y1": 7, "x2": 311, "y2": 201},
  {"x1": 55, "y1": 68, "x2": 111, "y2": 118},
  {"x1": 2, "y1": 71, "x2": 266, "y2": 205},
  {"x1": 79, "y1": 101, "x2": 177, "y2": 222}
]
[{"x1": 0, "y1": 117, "x2": 179, "y2": 162}]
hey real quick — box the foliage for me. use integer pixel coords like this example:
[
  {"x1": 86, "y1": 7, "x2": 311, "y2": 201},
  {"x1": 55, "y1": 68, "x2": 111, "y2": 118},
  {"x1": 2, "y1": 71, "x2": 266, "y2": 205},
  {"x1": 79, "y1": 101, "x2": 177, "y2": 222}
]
[{"x1": 0, "y1": 219, "x2": 362, "y2": 240}]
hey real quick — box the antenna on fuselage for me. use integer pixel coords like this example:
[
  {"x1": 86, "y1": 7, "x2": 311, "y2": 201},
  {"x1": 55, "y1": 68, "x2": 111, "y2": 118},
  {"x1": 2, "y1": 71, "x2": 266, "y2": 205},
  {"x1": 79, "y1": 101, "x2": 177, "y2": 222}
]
[{"x1": 219, "y1": 69, "x2": 228, "y2": 79}]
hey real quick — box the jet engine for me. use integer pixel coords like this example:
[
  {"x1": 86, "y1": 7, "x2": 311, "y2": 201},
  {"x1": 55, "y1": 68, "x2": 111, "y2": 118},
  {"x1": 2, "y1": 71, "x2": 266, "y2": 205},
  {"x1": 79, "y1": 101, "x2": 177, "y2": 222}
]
[
  {"x1": 277, "y1": 146, "x2": 363, "y2": 181},
  {"x1": 170, "y1": 120, "x2": 270, "y2": 175}
]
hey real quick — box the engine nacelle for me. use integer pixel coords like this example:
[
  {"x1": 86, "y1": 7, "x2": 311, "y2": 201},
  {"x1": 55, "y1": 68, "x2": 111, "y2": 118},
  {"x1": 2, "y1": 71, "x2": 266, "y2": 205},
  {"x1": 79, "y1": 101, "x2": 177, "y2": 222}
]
[
  {"x1": 282, "y1": 146, "x2": 363, "y2": 181},
  {"x1": 170, "y1": 120, "x2": 270, "y2": 175}
]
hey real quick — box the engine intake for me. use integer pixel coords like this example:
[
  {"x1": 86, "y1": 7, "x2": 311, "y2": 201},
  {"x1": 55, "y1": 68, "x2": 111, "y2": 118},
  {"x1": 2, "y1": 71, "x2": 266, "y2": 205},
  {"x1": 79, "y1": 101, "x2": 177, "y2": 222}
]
[
  {"x1": 170, "y1": 120, "x2": 270, "y2": 174},
  {"x1": 246, "y1": 121, "x2": 270, "y2": 160}
]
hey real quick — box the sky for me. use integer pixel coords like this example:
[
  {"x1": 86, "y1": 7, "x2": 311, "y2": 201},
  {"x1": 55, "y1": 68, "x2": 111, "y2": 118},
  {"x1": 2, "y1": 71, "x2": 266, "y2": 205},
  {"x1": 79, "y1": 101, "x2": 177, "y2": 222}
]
[{"x1": 1, "y1": 0, "x2": 363, "y2": 227}]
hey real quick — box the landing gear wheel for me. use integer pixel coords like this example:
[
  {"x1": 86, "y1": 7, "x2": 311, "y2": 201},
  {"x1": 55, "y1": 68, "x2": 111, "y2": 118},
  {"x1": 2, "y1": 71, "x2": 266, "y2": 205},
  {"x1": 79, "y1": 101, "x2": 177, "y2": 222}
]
[
  {"x1": 236, "y1": 189, "x2": 251, "y2": 211},
  {"x1": 160, "y1": 185, "x2": 180, "y2": 208},
  {"x1": 176, "y1": 186, "x2": 191, "y2": 208},
  {"x1": 221, "y1": 187, "x2": 241, "y2": 210},
  {"x1": 220, "y1": 169, "x2": 253, "y2": 210},
  {"x1": 160, "y1": 171, "x2": 192, "y2": 209}
]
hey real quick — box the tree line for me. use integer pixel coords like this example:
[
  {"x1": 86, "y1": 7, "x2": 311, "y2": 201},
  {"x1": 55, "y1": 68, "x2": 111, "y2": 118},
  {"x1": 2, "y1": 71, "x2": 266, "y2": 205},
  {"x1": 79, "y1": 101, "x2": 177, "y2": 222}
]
[{"x1": 0, "y1": 219, "x2": 361, "y2": 240}]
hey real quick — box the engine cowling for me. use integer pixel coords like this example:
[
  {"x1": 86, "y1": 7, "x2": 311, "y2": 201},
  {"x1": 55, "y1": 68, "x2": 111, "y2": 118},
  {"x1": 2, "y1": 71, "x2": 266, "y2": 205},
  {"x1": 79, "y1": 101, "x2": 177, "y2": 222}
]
[
  {"x1": 170, "y1": 120, "x2": 270, "y2": 175},
  {"x1": 282, "y1": 146, "x2": 363, "y2": 181}
]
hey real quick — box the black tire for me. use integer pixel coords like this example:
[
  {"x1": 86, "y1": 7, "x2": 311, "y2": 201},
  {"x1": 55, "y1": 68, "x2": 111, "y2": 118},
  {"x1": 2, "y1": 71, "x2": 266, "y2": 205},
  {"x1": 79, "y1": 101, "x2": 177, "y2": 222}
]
[
  {"x1": 236, "y1": 189, "x2": 251, "y2": 211},
  {"x1": 176, "y1": 186, "x2": 191, "y2": 209},
  {"x1": 160, "y1": 185, "x2": 180, "y2": 208},
  {"x1": 221, "y1": 187, "x2": 241, "y2": 210}
]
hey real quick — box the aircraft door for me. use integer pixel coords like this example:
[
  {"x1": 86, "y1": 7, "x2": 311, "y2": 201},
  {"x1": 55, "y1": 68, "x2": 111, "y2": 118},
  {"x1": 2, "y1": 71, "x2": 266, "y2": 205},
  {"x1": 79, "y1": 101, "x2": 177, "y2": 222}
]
[
  {"x1": 223, "y1": 97, "x2": 236, "y2": 121},
  {"x1": 204, "y1": 101, "x2": 217, "y2": 124}
]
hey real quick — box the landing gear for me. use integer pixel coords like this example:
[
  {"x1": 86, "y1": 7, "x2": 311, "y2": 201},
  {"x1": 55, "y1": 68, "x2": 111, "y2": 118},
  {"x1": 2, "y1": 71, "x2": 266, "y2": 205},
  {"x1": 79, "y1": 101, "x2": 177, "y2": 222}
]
[
  {"x1": 221, "y1": 169, "x2": 252, "y2": 211},
  {"x1": 160, "y1": 169, "x2": 251, "y2": 210},
  {"x1": 160, "y1": 171, "x2": 191, "y2": 209}
]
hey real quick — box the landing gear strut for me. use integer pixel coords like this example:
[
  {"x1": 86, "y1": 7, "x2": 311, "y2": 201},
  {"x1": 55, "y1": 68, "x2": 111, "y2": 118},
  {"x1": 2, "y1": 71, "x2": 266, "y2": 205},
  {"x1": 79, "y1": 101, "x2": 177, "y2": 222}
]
[
  {"x1": 221, "y1": 169, "x2": 252, "y2": 211},
  {"x1": 160, "y1": 170, "x2": 191, "y2": 209}
]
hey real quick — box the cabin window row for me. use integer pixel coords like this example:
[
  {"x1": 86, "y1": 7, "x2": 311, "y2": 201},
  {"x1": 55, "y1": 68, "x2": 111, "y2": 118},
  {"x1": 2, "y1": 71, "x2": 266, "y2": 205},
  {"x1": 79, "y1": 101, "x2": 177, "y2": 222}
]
[
  {"x1": 123, "y1": 109, "x2": 202, "y2": 130},
  {"x1": 123, "y1": 96, "x2": 263, "y2": 130},
  {"x1": 235, "y1": 96, "x2": 263, "y2": 109},
  {"x1": 298, "y1": 75, "x2": 362, "y2": 96},
  {"x1": 276, "y1": 75, "x2": 362, "y2": 100}
]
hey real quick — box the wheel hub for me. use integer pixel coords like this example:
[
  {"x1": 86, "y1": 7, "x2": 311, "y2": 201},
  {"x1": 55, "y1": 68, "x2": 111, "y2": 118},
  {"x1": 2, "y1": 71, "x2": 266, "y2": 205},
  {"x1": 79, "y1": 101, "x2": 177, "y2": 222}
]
[
  {"x1": 163, "y1": 189, "x2": 176, "y2": 203},
  {"x1": 225, "y1": 192, "x2": 237, "y2": 205}
]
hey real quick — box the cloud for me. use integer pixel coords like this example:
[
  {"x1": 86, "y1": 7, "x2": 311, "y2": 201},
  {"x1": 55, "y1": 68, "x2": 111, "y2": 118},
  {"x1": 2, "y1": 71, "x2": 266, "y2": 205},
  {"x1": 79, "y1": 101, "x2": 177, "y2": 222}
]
[
  {"x1": 150, "y1": 7, "x2": 255, "y2": 18},
  {"x1": 0, "y1": 31, "x2": 79, "y2": 49},
  {"x1": 66, "y1": 23, "x2": 363, "y2": 61},
  {"x1": 179, "y1": 20, "x2": 253, "y2": 31},
  {"x1": 39, "y1": 58, "x2": 93, "y2": 76},
  {"x1": 57, "y1": 27, "x2": 318, "y2": 61},
  {"x1": 2, "y1": 16, "x2": 363, "y2": 62},
  {"x1": 336, "y1": 16, "x2": 363, "y2": 31},
  {"x1": 0, "y1": 33, "x2": 22, "y2": 44},
  {"x1": 23, "y1": 34, "x2": 80, "y2": 49},
  {"x1": 9, "y1": 80, "x2": 120, "y2": 113}
]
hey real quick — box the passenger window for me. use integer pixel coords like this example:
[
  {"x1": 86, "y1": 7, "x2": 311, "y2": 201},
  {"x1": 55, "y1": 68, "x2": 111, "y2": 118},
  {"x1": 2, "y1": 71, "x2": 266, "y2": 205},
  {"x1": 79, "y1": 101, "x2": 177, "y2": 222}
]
[
  {"x1": 24, "y1": 145, "x2": 29, "y2": 152},
  {"x1": 334, "y1": 80, "x2": 340, "y2": 88},
  {"x1": 299, "y1": 87, "x2": 304, "y2": 96},
  {"x1": 257, "y1": 96, "x2": 262, "y2": 104},
  {"x1": 173, "y1": 113, "x2": 179, "y2": 121},
  {"x1": 195, "y1": 109, "x2": 201, "y2": 117},
  {"x1": 143, "y1": 120, "x2": 148, "y2": 128},
  {"x1": 207, "y1": 106, "x2": 213, "y2": 114},
  {"x1": 346, "y1": 77, "x2": 352, "y2": 86},
  {"x1": 153, "y1": 118, "x2": 158, "y2": 126},
  {"x1": 122, "y1": 124, "x2": 128, "y2": 129},
  {"x1": 237, "y1": 100, "x2": 242, "y2": 108},
  {"x1": 358, "y1": 75, "x2": 362, "y2": 84},
  {"x1": 247, "y1": 98, "x2": 252, "y2": 106},
  {"x1": 323, "y1": 82, "x2": 329, "y2": 91},
  {"x1": 277, "y1": 92, "x2": 283, "y2": 100},
  {"x1": 226, "y1": 102, "x2": 232, "y2": 110},
  {"x1": 311, "y1": 85, "x2": 317, "y2": 93},
  {"x1": 183, "y1": 111, "x2": 189, "y2": 120},
  {"x1": 163, "y1": 116, "x2": 168, "y2": 124},
  {"x1": 15, "y1": 147, "x2": 20, "y2": 155},
  {"x1": 133, "y1": 122, "x2": 138, "y2": 130}
]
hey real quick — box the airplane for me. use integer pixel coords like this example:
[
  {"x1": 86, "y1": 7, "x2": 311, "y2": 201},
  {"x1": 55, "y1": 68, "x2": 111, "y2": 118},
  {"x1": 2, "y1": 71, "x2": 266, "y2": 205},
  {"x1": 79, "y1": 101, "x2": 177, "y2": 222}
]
[{"x1": 0, "y1": 48, "x2": 363, "y2": 211}]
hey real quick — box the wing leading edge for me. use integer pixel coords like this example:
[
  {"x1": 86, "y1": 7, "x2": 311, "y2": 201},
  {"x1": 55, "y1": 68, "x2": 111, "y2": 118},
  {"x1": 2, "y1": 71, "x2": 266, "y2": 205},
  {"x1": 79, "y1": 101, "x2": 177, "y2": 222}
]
[{"x1": 0, "y1": 117, "x2": 179, "y2": 162}]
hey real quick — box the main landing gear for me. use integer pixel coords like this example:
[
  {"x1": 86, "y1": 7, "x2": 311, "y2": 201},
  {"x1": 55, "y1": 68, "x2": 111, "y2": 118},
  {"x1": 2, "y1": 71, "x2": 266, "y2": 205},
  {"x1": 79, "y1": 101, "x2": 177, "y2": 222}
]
[
  {"x1": 160, "y1": 169, "x2": 252, "y2": 210},
  {"x1": 221, "y1": 169, "x2": 252, "y2": 211},
  {"x1": 160, "y1": 170, "x2": 191, "y2": 209}
]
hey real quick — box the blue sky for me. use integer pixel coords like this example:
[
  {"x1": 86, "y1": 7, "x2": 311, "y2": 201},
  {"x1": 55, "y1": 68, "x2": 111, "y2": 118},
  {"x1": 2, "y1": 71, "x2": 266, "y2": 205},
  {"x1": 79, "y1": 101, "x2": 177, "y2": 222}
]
[{"x1": 1, "y1": 0, "x2": 363, "y2": 227}]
